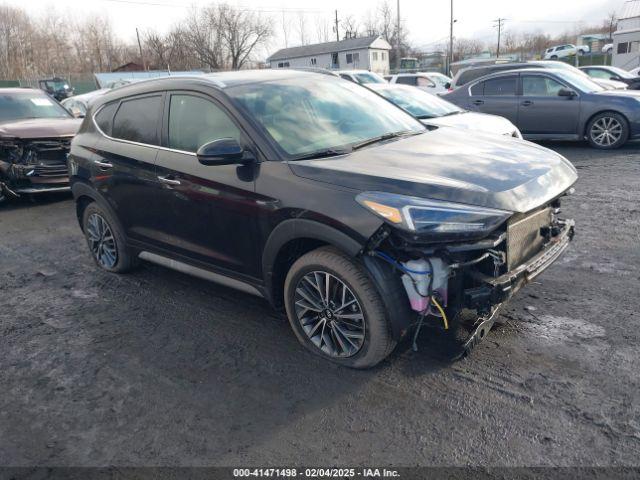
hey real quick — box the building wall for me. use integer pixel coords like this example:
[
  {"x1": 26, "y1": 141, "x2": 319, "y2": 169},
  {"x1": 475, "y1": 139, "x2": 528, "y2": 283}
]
[
  {"x1": 612, "y1": 29, "x2": 640, "y2": 69},
  {"x1": 269, "y1": 47, "x2": 390, "y2": 74}
]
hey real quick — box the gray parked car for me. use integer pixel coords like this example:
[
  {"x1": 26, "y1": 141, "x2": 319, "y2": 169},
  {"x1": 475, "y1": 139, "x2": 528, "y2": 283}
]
[{"x1": 444, "y1": 67, "x2": 640, "y2": 149}]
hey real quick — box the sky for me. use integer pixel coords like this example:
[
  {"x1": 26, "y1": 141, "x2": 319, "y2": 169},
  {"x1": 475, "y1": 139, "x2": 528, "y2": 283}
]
[{"x1": 2, "y1": 0, "x2": 626, "y2": 57}]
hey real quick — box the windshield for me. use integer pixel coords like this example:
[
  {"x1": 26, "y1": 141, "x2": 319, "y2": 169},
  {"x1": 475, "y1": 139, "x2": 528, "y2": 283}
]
[
  {"x1": 606, "y1": 66, "x2": 635, "y2": 79},
  {"x1": 375, "y1": 86, "x2": 463, "y2": 119},
  {"x1": 353, "y1": 72, "x2": 386, "y2": 84},
  {"x1": 0, "y1": 92, "x2": 71, "y2": 121},
  {"x1": 555, "y1": 70, "x2": 605, "y2": 93},
  {"x1": 44, "y1": 80, "x2": 69, "y2": 91},
  {"x1": 228, "y1": 76, "x2": 424, "y2": 158}
]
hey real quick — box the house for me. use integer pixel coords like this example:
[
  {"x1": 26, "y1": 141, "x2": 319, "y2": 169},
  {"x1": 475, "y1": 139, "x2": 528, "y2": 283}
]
[
  {"x1": 613, "y1": 0, "x2": 640, "y2": 69},
  {"x1": 267, "y1": 35, "x2": 392, "y2": 74}
]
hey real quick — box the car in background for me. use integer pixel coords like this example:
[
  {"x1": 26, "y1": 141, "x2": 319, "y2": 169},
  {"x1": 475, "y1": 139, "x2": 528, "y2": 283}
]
[
  {"x1": 386, "y1": 73, "x2": 449, "y2": 94},
  {"x1": 62, "y1": 89, "x2": 111, "y2": 118},
  {"x1": 0, "y1": 88, "x2": 82, "y2": 203},
  {"x1": 38, "y1": 77, "x2": 74, "y2": 101},
  {"x1": 337, "y1": 70, "x2": 386, "y2": 84},
  {"x1": 629, "y1": 66, "x2": 640, "y2": 76},
  {"x1": 580, "y1": 65, "x2": 640, "y2": 90},
  {"x1": 602, "y1": 43, "x2": 613, "y2": 54},
  {"x1": 444, "y1": 67, "x2": 640, "y2": 149},
  {"x1": 368, "y1": 83, "x2": 522, "y2": 138},
  {"x1": 449, "y1": 61, "x2": 627, "y2": 91},
  {"x1": 543, "y1": 44, "x2": 590, "y2": 59},
  {"x1": 68, "y1": 70, "x2": 576, "y2": 368}
]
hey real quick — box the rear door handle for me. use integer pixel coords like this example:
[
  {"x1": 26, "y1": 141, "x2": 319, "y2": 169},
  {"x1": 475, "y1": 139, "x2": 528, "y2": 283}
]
[
  {"x1": 157, "y1": 175, "x2": 181, "y2": 186},
  {"x1": 472, "y1": 99, "x2": 484, "y2": 106},
  {"x1": 94, "y1": 160, "x2": 113, "y2": 169},
  {"x1": 521, "y1": 100, "x2": 534, "y2": 106}
]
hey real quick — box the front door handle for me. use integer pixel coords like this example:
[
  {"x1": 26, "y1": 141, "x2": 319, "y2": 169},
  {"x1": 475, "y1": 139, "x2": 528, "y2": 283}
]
[
  {"x1": 472, "y1": 99, "x2": 484, "y2": 106},
  {"x1": 94, "y1": 160, "x2": 113, "y2": 169},
  {"x1": 158, "y1": 175, "x2": 181, "y2": 186},
  {"x1": 521, "y1": 100, "x2": 534, "y2": 107}
]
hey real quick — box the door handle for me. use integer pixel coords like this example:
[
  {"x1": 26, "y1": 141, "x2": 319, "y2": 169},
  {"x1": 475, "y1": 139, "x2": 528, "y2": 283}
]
[
  {"x1": 157, "y1": 175, "x2": 181, "y2": 186},
  {"x1": 472, "y1": 99, "x2": 484, "y2": 106},
  {"x1": 521, "y1": 100, "x2": 534, "y2": 107},
  {"x1": 94, "y1": 160, "x2": 113, "y2": 169}
]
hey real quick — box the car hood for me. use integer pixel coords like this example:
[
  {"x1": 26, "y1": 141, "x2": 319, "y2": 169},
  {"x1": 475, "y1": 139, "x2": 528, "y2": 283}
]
[
  {"x1": 595, "y1": 78, "x2": 629, "y2": 90},
  {"x1": 592, "y1": 88, "x2": 640, "y2": 99},
  {"x1": 0, "y1": 118, "x2": 82, "y2": 139},
  {"x1": 422, "y1": 111, "x2": 517, "y2": 136},
  {"x1": 289, "y1": 128, "x2": 577, "y2": 214}
]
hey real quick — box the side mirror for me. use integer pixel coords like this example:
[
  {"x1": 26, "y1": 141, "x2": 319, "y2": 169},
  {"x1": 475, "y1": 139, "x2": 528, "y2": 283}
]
[
  {"x1": 197, "y1": 138, "x2": 248, "y2": 166},
  {"x1": 558, "y1": 88, "x2": 577, "y2": 98}
]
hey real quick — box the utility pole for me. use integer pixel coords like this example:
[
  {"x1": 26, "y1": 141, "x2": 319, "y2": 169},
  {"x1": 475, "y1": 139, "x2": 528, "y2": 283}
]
[
  {"x1": 448, "y1": 0, "x2": 454, "y2": 75},
  {"x1": 136, "y1": 27, "x2": 146, "y2": 71},
  {"x1": 334, "y1": 10, "x2": 340, "y2": 42},
  {"x1": 396, "y1": 0, "x2": 401, "y2": 70},
  {"x1": 493, "y1": 18, "x2": 506, "y2": 58}
]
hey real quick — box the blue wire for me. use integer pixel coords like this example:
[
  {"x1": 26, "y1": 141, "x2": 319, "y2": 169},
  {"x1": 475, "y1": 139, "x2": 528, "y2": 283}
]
[{"x1": 373, "y1": 251, "x2": 432, "y2": 275}]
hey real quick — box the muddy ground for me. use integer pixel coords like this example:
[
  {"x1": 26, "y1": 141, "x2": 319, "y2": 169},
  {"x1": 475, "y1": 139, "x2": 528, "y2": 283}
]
[{"x1": 1, "y1": 142, "x2": 639, "y2": 468}]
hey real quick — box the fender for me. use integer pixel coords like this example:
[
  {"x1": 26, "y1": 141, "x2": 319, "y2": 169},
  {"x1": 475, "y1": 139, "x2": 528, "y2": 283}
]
[
  {"x1": 262, "y1": 218, "x2": 364, "y2": 293},
  {"x1": 70, "y1": 181, "x2": 125, "y2": 236}
]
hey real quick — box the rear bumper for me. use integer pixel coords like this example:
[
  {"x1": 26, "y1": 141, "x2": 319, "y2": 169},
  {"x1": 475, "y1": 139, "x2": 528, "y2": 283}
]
[{"x1": 465, "y1": 219, "x2": 575, "y2": 307}]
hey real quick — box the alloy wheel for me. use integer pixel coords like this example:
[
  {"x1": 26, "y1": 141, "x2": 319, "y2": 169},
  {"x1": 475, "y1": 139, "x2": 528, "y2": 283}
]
[
  {"x1": 590, "y1": 116, "x2": 623, "y2": 147},
  {"x1": 86, "y1": 213, "x2": 118, "y2": 269},
  {"x1": 294, "y1": 271, "x2": 365, "y2": 358}
]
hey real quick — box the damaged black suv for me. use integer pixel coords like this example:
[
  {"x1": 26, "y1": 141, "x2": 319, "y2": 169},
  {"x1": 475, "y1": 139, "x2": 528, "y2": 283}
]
[
  {"x1": 69, "y1": 71, "x2": 577, "y2": 368},
  {"x1": 0, "y1": 88, "x2": 81, "y2": 203}
]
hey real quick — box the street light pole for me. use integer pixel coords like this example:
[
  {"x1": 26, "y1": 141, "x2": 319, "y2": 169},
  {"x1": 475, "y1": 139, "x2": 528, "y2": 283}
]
[
  {"x1": 448, "y1": 0, "x2": 454, "y2": 75},
  {"x1": 396, "y1": 0, "x2": 401, "y2": 71}
]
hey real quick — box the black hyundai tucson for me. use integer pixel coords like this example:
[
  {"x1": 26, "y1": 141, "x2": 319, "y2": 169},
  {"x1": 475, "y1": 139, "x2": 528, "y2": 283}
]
[{"x1": 68, "y1": 70, "x2": 577, "y2": 368}]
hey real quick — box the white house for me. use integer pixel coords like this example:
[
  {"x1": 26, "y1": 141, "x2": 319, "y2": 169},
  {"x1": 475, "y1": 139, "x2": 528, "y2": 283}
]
[
  {"x1": 613, "y1": 0, "x2": 640, "y2": 69},
  {"x1": 267, "y1": 36, "x2": 392, "y2": 74}
]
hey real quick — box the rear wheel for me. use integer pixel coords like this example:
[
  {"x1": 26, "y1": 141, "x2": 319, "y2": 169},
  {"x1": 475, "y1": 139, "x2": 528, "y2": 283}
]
[
  {"x1": 82, "y1": 202, "x2": 136, "y2": 273},
  {"x1": 587, "y1": 112, "x2": 628, "y2": 149},
  {"x1": 284, "y1": 246, "x2": 396, "y2": 369},
  {"x1": 550, "y1": 55, "x2": 558, "y2": 60}
]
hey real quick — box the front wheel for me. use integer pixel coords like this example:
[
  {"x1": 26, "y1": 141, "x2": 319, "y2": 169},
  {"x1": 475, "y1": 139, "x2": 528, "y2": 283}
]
[
  {"x1": 586, "y1": 112, "x2": 628, "y2": 149},
  {"x1": 284, "y1": 246, "x2": 396, "y2": 369}
]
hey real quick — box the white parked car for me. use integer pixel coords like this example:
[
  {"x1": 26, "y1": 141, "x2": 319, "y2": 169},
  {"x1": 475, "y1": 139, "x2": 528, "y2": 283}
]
[
  {"x1": 543, "y1": 44, "x2": 590, "y2": 59},
  {"x1": 602, "y1": 43, "x2": 613, "y2": 54},
  {"x1": 336, "y1": 70, "x2": 387, "y2": 85},
  {"x1": 386, "y1": 72, "x2": 451, "y2": 94},
  {"x1": 629, "y1": 66, "x2": 640, "y2": 76}
]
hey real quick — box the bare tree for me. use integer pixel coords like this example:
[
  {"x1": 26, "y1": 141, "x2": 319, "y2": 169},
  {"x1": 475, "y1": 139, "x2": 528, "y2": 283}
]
[
  {"x1": 342, "y1": 15, "x2": 359, "y2": 39},
  {"x1": 219, "y1": 4, "x2": 272, "y2": 70},
  {"x1": 314, "y1": 16, "x2": 331, "y2": 44},
  {"x1": 296, "y1": 12, "x2": 308, "y2": 45}
]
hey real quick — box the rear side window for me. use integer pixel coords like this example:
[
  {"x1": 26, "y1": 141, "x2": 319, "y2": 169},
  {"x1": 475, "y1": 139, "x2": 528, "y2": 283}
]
[
  {"x1": 457, "y1": 68, "x2": 486, "y2": 86},
  {"x1": 94, "y1": 102, "x2": 118, "y2": 136},
  {"x1": 396, "y1": 76, "x2": 417, "y2": 86},
  {"x1": 483, "y1": 77, "x2": 516, "y2": 96},
  {"x1": 112, "y1": 95, "x2": 162, "y2": 145},
  {"x1": 168, "y1": 94, "x2": 241, "y2": 153}
]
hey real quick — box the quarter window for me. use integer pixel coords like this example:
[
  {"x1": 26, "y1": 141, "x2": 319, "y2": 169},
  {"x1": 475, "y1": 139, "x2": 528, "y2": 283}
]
[
  {"x1": 483, "y1": 77, "x2": 517, "y2": 96},
  {"x1": 168, "y1": 95, "x2": 241, "y2": 153},
  {"x1": 112, "y1": 96, "x2": 162, "y2": 145},
  {"x1": 95, "y1": 102, "x2": 118, "y2": 136},
  {"x1": 522, "y1": 76, "x2": 564, "y2": 96}
]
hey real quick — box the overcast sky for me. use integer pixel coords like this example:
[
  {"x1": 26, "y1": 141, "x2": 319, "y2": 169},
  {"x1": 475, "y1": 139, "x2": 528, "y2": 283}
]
[{"x1": 3, "y1": 0, "x2": 625, "y2": 56}]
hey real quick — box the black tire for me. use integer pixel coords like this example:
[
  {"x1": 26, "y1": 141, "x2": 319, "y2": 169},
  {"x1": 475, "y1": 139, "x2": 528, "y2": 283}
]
[
  {"x1": 284, "y1": 246, "x2": 396, "y2": 369},
  {"x1": 550, "y1": 55, "x2": 558, "y2": 60},
  {"x1": 82, "y1": 202, "x2": 136, "y2": 273},
  {"x1": 586, "y1": 112, "x2": 628, "y2": 149}
]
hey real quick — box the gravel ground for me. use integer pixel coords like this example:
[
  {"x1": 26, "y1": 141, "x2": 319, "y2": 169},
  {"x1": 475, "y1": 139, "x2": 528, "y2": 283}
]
[{"x1": 1, "y1": 142, "x2": 639, "y2": 468}]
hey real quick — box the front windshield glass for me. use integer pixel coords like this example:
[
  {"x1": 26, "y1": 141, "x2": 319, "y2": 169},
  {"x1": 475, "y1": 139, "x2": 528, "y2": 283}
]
[
  {"x1": 45, "y1": 80, "x2": 69, "y2": 90},
  {"x1": 556, "y1": 70, "x2": 605, "y2": 93},
  {"x1": 606, "y1": 66, "x2": 634, "y2": 79},
  {"x1": 375, "y1": 86, "x2": 463, "y2": 119},
  {"x1": 228, "y1": 75, "x2": 424, "y2": 158},
  {"x1": 0, "y1": 92, "x2": 71, "y2": 121},
  {"x1": 353, "y1": 72, "x2": 386, "y2": 84},
  {"x1": 427, "y1": 74, "x2": 450, "y2": 86}
]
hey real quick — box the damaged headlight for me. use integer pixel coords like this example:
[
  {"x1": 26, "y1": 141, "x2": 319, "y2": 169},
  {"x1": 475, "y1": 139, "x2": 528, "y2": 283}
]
[{"x1": 356, "y1": 191, "x2": 512, "y2": 241}]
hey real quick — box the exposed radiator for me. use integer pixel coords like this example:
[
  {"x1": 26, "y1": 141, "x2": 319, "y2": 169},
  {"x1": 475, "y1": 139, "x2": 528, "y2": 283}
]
[{"x1": 507, "y1": 207, "x2": 552, "y2": 269}]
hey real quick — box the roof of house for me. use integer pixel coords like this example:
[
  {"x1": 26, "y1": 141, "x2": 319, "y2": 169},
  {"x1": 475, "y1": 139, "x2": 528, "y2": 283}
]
[
  {"x1": 267, "y1": 36, "x2": 391, "y2": 61},
  {"x1": 620, "y1": 0, "x2": 640, "y2": 20}
]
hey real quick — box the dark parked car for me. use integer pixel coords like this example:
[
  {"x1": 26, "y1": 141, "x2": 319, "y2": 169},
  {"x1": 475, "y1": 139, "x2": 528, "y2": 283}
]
[
  {"x1": 580, "y1": 65, "x2": 640, "y2": 90},
  {"x1": 444, "y1": 67, "x2": 640, "y2": 149},
  {"x1": 0, "y1": 88, "x2": 82, "y2": 203},
  {"x1": 449, "y1": 61, "x2": 627, "y2": 91},
  {"x1": 69, "y1": 70, "x2": 577, "y2": 368},
  {"x1": 39, "y1": 77, "x2": 74, "y2": 101}
]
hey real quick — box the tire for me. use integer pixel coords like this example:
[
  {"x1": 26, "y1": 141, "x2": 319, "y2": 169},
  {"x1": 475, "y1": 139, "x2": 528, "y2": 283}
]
[
  {"x1": 81, "y1": 202, "x2": 136, "y2": 273},
  {"x1": 284, "y1": 246, "x2": 396, "y2": 369},
  {"x1": 550, "y1": 55, "x2": 558, "y2": 60},
  {"x1": 586, "y1": 112, "x2": 628, "y2": 149}
]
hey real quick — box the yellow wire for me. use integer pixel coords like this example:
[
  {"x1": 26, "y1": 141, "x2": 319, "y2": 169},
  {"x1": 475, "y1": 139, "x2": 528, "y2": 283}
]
[{"x1": 431, "y1": 297, "x2": 449, "y2": 330}]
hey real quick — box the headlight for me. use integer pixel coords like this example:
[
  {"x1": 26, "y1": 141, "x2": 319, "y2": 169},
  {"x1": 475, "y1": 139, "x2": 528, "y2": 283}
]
[{"x1": 356, "y1": 191, "x2": 512, "y2": 241}]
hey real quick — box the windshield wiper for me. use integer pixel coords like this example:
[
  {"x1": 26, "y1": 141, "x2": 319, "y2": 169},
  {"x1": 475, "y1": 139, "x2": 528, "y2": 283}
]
[
  {"x1": 440, "y1": 111, "x2": 464, "y2": 117},
  {"x1": 291, "y1": 147, "x2": 352, "y2": 161},
  {"x1": 351, "y1": 130, "x2": 420, "y2": 151}
]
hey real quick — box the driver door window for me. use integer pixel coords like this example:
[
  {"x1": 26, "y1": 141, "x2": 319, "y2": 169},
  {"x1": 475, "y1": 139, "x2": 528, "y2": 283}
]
[
  {"x1": 522, "y1": 76, "x2": 564, "y2": 96},
  {"x1": 168, "y1": 94, "x2": 241, "y2": 153}
]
